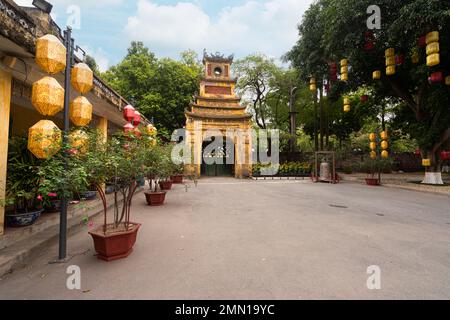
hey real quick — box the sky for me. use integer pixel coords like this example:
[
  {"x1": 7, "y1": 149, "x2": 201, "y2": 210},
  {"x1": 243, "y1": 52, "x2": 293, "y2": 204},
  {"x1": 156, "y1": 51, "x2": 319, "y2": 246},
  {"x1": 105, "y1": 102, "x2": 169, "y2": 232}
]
[{"x1": 14, "y1": 0, "x2": 314, "y2": 72}]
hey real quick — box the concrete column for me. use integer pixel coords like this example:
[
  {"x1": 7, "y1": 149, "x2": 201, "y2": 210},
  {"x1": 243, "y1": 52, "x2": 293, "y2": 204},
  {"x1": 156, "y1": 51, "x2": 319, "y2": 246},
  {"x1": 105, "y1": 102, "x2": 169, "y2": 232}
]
[{"x1": 0, "y1": 69, "x2": 12, "y2": 235}]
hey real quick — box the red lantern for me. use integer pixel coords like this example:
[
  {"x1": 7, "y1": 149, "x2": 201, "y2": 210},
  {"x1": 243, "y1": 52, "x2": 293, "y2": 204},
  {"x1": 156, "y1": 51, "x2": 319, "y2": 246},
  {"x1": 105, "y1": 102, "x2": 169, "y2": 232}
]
[
  {"x1": 415, "y1": 149, "x2": 421, "y2": 156},
  {"x1": 123, "y1": 105, "x2": 135, "y2": 122},
  {"x1": 418, "y1": 35, "x2": 426, "y2": 48},
  {"x1": 395, "y1": 54, "x2": 405, "y2": 65},
  {"x1": 429, "y1": 71, "x2": 443, "y2": 83},
  {"x1": 364, "y1": 42, "x2": 374, "y2": 51},
  {"x1": 360, "y1": 95, "x2": 368, "y2": 102},
  {"x1": 133, "y1": 111, "x2": 141, "y2": 126},
  {"x1": 123, "y1": 122, "x2": 134, "y2": 133},
  {"x1": 441, "y1": 151, "x2": 450, "y2": 160}
]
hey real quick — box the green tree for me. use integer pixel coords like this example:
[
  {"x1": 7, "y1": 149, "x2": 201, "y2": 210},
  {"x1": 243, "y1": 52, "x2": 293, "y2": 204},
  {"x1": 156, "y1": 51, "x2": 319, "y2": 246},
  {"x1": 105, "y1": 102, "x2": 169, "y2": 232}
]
[{"x1": 288, "y1": 0, "x2": 450, "y2": 183}]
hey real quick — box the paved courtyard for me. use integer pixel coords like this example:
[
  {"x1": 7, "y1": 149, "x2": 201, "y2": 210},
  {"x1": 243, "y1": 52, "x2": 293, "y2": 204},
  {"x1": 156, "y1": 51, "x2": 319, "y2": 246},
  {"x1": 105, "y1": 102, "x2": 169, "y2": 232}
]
[{"x1": 0, "y1": 178, "x2": 449, "y2": 299}]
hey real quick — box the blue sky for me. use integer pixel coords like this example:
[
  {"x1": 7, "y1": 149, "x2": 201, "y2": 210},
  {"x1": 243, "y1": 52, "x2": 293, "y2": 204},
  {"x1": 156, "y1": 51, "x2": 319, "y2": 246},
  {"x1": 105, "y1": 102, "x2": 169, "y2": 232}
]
[{"x1": 15, "y1": 0, "x2": 313, "y2": 71}]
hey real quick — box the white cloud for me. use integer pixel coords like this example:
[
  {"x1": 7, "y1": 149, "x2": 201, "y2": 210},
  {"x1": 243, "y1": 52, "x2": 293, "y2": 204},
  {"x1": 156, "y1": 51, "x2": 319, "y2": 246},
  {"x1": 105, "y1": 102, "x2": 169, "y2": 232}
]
[{"x1": 124, "y1": 0, "x2": 312, "y2": 60}]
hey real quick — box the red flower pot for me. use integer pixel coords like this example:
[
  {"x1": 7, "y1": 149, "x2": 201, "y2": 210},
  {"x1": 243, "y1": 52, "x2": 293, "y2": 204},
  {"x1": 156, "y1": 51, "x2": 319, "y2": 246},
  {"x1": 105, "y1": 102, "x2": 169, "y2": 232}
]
[
  {"x1": 159, "y1": 180, "x2": 173, "y2": 190},
  {"x1": 144, "y1": 191, "x2": 166, "y2": 206},
  {"x1": 365, "y1": 178, "x2": 380, "y2": 186},
  {"x1": 89, "y1": 223, "x2": 141, "y2": 261},
  {"x1": 170, "y1": 174, "x2": 183, "y2": 184}
]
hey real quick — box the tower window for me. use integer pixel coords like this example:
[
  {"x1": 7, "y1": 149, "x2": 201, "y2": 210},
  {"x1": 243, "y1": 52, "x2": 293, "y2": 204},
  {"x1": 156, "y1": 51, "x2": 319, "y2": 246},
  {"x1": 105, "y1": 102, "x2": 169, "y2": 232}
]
[{"x1": 214, "y1": 67, "x2": 222, "y2": 76}]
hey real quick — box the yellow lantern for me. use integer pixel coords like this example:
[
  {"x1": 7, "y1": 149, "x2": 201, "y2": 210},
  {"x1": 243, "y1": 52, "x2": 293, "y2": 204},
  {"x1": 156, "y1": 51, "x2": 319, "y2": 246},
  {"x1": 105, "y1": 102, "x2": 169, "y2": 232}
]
[
  {"x1": 370, "y1": 142, "x2": 376, "y2": 151},
  {"x1": 71, "y1": 63, "x2": 94, "y2": 94},
  {"x1": 427, "y1": 53, "x2": 440, "y2": 67},
  {"x1": 385, "y1": 56, "x2": 395, "y2": 66},
  {"x1": 381, "y1": 140, "x2": 389, "y2": 150},
  {"x1": 422, "y1": 159, "x2": 431, "y2": 167},
  {"x1": 369, "y1": 133, "x2": 376, "y2": 142},
  {"x1": 341, "y1": 73, "x2": 348, "y2": 81},
  {"x1": 381, "y1": 150, "x2": 389, "y2": 159},
  {"x1": 35, "y1": 34, "x2": 66, "y2": 74},
  {"x1": 385, "y1": 48, "x2": 395, "y2": 57},
  {"x1": 31, "y1": 76, "x2": 64, "y2": 116},
  {"x1": 426, "y1": 42, "x2": 439, "y2": 55},
  {"x1": 445, "y1": 76, "x2": 450, "y2": 85},
  {"x1": 309, "y1": 77, "x2": 316, "y2": 84},
  {"x1": 425, "y1": 31, "x2": 439, "y2": 44},
  {"x1": 386, "y1": 65, "x2": 396, "y2": 76},
  {"x1": 340, "y1": 59, "x2": 348, "y2": 66},
  {"x1": 340, "y1": 66, "x2": 348, "y2": 74},
  {"x1": 146, "y1": 124, "x2": 157, "y2": 136},
  {"x1": 343, "y1": 97, "x2": 351, "y2": 105},
  {"x1": 372, "y1": 70, "x2": 381, "y2": 80},
  {"x1": 309, "y1": 84, "x2": 317, "y2": 91},
  {"x1": 343, "y1": 104, "x2": 350, "y2": 112},
  {"x1": 370, "y1": 151, "x2": 377, "y2": 159},
  {"x1": 69, "y1": 129, "x2": 89, "y2": 154},
  {"x1": 380, "y1": 131, "x2": 388, "y2": 140},
  {"x1": 28, "y1": 120, "x2": 62, "y2": 159},
  {"x1": 70, "y1": 96, "x2": 93, "y2": 127}
]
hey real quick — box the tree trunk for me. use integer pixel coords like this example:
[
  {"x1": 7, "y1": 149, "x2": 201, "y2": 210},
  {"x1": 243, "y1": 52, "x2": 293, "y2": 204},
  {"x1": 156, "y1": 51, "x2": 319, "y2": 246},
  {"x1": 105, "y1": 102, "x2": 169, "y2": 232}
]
[{"x1": 422, "y1": 150, "x2": 444, "y2": 185}]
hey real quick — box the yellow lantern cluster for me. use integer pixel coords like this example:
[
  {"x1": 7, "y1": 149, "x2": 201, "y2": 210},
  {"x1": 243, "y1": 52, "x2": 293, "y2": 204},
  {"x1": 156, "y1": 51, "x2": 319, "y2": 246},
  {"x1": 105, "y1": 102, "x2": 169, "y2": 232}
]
[
  {"x1": 28, "y1": 120, "x2": 62, "y2": 159},
  {"x1": 385, "y1": 48, "x2": 395, "y2": 76},
  {"x1": 426, "y1": 31, "x2": 440, "y2": 67},
  {"x1": 69, "y1": 129, "x2": 89, "y2": 154},
  {"x1": 340, "y1": 59, "x2": 348, "y2": 81},
  {"x1": 70, "y1": 96, "x2": 93, "y2": 127},
  {"x1": 369, "y1": 132, "x2": 377, "y2": 159},
  {"x1": 309, "y1": 77, "x2": 317, "y2": 91},
  {"x1": 31, "y1": 76, "x2": 64, "y2": 116},
  {"x1": 380, "y1": 131, "x2": 388, "y2": 158},
  {"x1": 35, "y1": 34, "x2": 66, "y2": 74},
  {"x1": 343, "y1": 97, "x2": 350, "y2": 112},
  {"x1": 372, "y1": 70, "x2": 381, "y2": 80}
]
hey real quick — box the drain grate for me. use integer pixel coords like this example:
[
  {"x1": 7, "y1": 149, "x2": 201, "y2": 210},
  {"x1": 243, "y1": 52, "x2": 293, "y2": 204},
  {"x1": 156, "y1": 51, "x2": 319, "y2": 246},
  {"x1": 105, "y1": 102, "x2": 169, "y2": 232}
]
[{"x1": 329, "y1": 204, "x2": 348, "y2": 209}]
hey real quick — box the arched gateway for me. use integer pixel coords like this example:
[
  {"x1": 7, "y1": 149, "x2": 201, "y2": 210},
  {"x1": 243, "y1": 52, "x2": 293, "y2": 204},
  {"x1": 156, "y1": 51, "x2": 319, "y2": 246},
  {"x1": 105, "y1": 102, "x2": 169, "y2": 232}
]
[{"x1": 185, "y1": 51, "x2": 253, "y2": 178}]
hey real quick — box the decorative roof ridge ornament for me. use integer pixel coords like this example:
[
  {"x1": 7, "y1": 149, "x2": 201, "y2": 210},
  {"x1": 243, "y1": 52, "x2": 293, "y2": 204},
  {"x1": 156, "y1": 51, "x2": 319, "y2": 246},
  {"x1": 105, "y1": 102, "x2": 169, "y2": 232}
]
[{"x1": 203, "y1": 49, "x2": 234, "y2": 63}]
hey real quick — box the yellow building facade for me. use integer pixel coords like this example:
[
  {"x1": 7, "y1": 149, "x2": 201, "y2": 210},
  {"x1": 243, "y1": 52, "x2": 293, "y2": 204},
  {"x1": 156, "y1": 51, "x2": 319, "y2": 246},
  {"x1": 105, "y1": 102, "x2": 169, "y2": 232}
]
[{"x1": 185, "y1": 52, "x2": 252, "y2": 178}]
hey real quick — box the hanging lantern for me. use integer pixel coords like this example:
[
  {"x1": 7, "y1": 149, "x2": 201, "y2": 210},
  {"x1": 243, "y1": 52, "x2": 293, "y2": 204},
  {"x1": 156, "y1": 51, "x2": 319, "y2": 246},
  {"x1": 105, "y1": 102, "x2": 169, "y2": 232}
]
[
  {"x1": 381, "y1": 150, "x2": 389, "y2": 159},
  {"x1": 369, "y1": 133, "x2": 376, "y2": 142},
  {"x1": 415, "y1": 149, "x2": 421, "y2": 156},
  {"x1": 385, "y1": 48, "x2": 395, "y2": 57},
  {"x1": 341, "y1": 73, "x2": 348, "y2": 81},
  {"x1": 133, "y1": 111, "x2": 142, "y2": 126},
  {"x1": 31, "y1": 76, "x2": 64, "y2": 116},
  {"x1": 440, "y1": 151, "x2": 450, "y2": 160},
  {"x1": 372, "y1": 70, "x2": 381, "y2": 80},
  {"x1": 309, "y1": 77, "x2": 316, "y2": 91},
  {"x1": 364, "y1": 42, "x2": 374, "y2": 51},
  {"x1": 71, "y1": 63, "x2": 93, "y2": 94},
  {"x1": 123, "y1": 105, "x2": 135, "y2": 122},
  {"x1": 386, "y1": 65, "x2": 396, "y2": 76},
  {"x1": 370, "y1": 151, "x2": 377, "y2": 160},
  {"x1": 370, "y1": 142, "x2": 376, "y2": 151},
  {"x1": 380, "y1": 131, "x2": 388, "y2": 140},
  {"x1": 123, "y1": 122, "x2": 134, "y2": 133},
  {"x1": 35, "y1": 34, "x2": 66, "y2": 74},
  {"x1": 418, "y1": 35, "x2": 426, "y2": 48},
  {"x1": 70, "y1": 96, "x2": 93, "y2": 127},
  {"x1": 340, "y1": 59, "x2": 348, "y2": 81},
  {"x1": 343, "y1": 97, "x2": 350, "y2": 112},
  {"x1": 343, "y1": 97, "x2": 350, "y2": 105},
  {"x1": 360, "y1": 95, "x2": 368, "y2": 103},
  {"x1": 385, "y1": 56, "x2": 395, "y2": 66},
  {"x1": 69, "y1": 129, "x2": 89, "y2": 154},
  {"x1": 395, "y1": 54, "x2": 405, "y2": 66},
  {"x1": 340, "y1": 59, "x2": 348, "y2": 66},
  {"x1": 425, "y1": 31, "x2": 440, "y2": 67},
  {"x1": 422, "y1": 159, "x2": 431, "y2": 167},
  {"x1": 429, "y1": 71, "x2": 443, "y2": 84},
  {"x1": 381, "y1": 140, "x2": 389, "y2": 150},
  {"x1": 28, "y1": 120, "x2": 62, "y2": 159},
  {"x1": 411, "y1": 51, "x2": 420, "y2": 64},
  {"x1": 343, "y1": 105, "x2": 350, "y2": 112},
  {"x1": 146, "y1": 124, "x2": 157, "y2": 136}
]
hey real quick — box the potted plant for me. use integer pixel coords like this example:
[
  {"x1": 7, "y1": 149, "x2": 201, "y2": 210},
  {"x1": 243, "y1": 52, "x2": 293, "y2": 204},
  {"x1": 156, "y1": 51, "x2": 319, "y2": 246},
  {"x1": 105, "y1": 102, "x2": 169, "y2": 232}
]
[
  {"x1": 1, "y1": 137, "x2": 44, "y2": 227},
  {"x1": 362, "y1": 158, "x2": 380, "y2": 186},
  {"x1": 84, "y1": 129, "x2": 146, "y2": 261},
  {"x1": 158, "y1": 145, "x2": 173, "y2": 191},
  {"x1": 143, "y1": 144, "x2": 167, "y2": 206}
]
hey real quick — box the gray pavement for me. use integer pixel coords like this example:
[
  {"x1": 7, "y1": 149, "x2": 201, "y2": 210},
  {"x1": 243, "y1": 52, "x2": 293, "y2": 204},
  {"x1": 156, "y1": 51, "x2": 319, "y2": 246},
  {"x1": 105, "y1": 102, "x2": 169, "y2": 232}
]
[{"x1": 0, "y1": 178, "x2": 449, "y2": 299}]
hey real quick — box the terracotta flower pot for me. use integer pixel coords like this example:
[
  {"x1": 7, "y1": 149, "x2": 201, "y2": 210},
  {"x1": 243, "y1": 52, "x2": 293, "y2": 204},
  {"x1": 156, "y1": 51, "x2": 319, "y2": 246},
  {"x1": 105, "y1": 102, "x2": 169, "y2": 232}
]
[
  {"x1": 89, "y1": 223, "x2": 141, "y2": 261},
  {"x1": 170, "y1": 174, "x2": 183, "y2": 184},
  {"x1": 159, "y1": 180, "x2": 173, "y2": 190},
  {"x1": 144, "y1": 191, "x2": 166, "y2": 206},
  {"x1": 365, "y1": 178, "x2": 380, "y2": 186}
]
